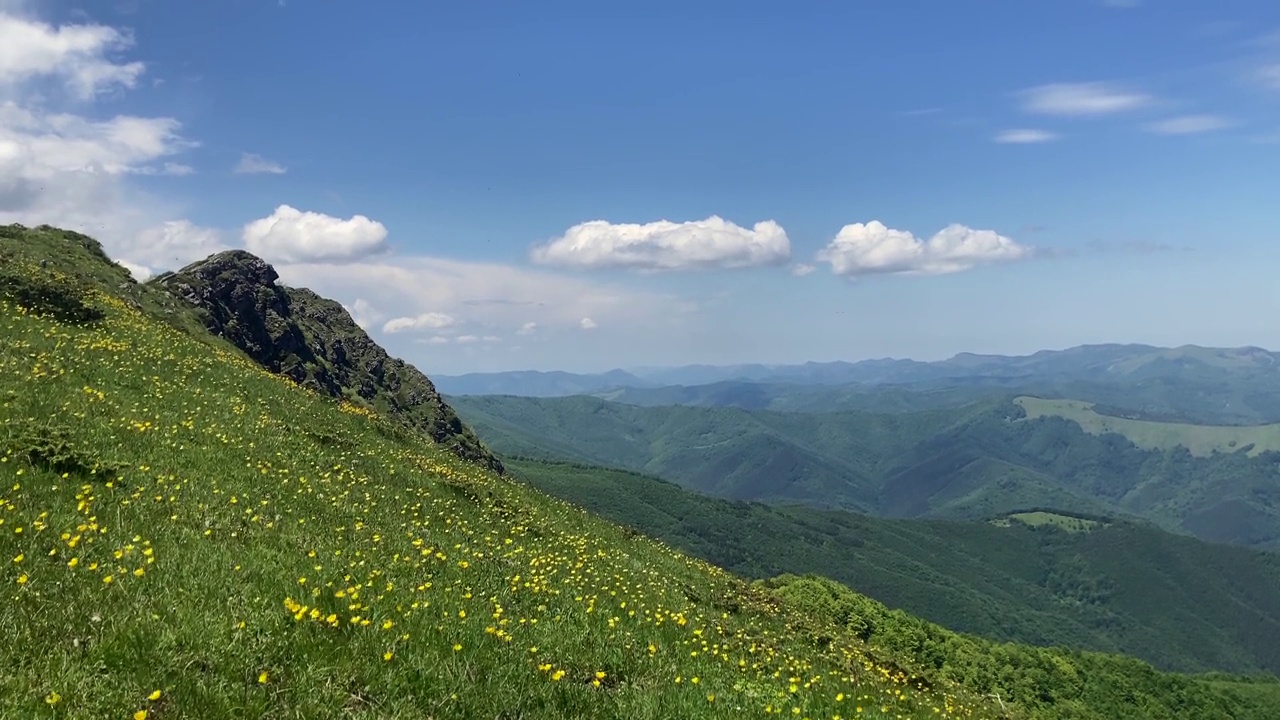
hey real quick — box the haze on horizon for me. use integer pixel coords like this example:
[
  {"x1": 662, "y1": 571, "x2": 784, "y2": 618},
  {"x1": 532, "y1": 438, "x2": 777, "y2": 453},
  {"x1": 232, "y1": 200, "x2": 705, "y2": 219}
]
[{"x1": 2, "y1": 0, "x2": 1278, "y2": 375}]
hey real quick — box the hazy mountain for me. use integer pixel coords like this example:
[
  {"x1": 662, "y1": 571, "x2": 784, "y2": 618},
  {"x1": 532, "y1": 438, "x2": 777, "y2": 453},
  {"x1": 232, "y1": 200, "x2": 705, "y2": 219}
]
[{"x1": 433, "y1": 368, "x2": 653, "y2": 396}]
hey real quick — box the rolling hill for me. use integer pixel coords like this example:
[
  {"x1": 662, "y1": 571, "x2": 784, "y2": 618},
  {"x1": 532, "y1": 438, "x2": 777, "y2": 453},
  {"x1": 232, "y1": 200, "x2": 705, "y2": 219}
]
[
  {"x1": 6, "y1": 223, "x2": 1280, "y2": 719},
  {"x1": 448, "y1": 394, "x2": 1280, "y2": 550},
  {"x1": 504, "y1": 457, "x2": 1280, "y2": 677}
]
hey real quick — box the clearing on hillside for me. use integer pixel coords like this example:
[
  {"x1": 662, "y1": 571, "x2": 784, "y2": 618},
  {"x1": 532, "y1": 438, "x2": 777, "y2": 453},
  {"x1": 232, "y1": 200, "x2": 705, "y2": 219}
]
[
  {"x1": 996, "y1": 511, "x2": 1106, "y2": 533},
  {"x1": 1013, "y1": 396, "x2": 1280, "y2": 457}
]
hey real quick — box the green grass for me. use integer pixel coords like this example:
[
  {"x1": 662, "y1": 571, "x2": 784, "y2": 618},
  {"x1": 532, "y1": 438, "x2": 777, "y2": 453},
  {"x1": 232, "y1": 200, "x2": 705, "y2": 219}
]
[
  {"x1": 0, "y1": 227, "x2": 999, "y2": 719},
  {"x1": 5, "y1": 225, "x2": 1280, "y2": 719},
  {"x1": 1014, "y1": 396, "x2": 1280, "y2": 457},
  {"x1": 1001, "y1": 512, "x2": 1104, "y2": 533},
  {"x1": 505, "y1": 457, "x2": 1280, "y2": 679}
]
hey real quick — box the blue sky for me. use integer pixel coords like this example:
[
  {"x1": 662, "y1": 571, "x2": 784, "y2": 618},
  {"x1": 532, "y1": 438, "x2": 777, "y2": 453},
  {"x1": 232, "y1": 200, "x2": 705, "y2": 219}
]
[{"x1": 2, "y1": 0, "x2": 1279, "y2": 373}]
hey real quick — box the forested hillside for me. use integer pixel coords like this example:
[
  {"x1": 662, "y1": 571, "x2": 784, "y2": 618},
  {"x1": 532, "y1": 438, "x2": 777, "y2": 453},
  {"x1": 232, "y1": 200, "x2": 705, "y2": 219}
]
[
  {"x1": 507, "y1": 458, "x2": 1280, "y2": 676},
  {"x1": 449, "y1": 394, "x2": 1280, "y2": 549}
]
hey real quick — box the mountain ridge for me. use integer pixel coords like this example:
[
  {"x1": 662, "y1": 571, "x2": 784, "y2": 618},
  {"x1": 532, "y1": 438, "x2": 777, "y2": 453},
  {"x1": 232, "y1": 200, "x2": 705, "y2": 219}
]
[
  {"x1": 448, "y1": 393, "x2": 1280, "y2": 550},
  {"x1": 435, "y1": 342, "x2": 1280, "y2": 397},
  {"x1": 152, "y1": 249, "x2": 504, "y2": 475}
]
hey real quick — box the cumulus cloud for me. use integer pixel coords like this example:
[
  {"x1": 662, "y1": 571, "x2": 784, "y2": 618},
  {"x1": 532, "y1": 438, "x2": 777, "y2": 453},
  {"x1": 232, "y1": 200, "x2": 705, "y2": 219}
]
[
  {"x1": 531, "y1": 215, "x2": 791, "y2": 271},
  {"x1": 994, "y1": 128, "x2": 1059, "y2": 144},
  {"x1": 790, "y1": 263, "x2": 816, "y2": 277},
  {"x1": 816, "y1": 221, "x2": 1031, "y2": 278},
  {"x1": 1018, "y1": 82, "x2": 1151, "y2": 116},
  {"x1": 382, "y1": 312, "x2": 458, "y2": 334},
  {"x1": 234, "y1": 152, "x2": 286, "y2": 175},
  {"x1": 0, "y1": 7, "x2": 202, "y2": 271},
  {"x1": 517, "y1": 321, "x2": 538, "y2": 336},
  {"x1": 242, "y1": 204, "x2": 389, "y2": 264},
  {"x1": 1143, "y1": 115, "x2": 1232, "y2": 135},
  {"x1": 579, "y1": 317, "x2": 597, "y2": 330},
  {"x1": 0, "y1": 11, "x2": 145, "y2": 98}
]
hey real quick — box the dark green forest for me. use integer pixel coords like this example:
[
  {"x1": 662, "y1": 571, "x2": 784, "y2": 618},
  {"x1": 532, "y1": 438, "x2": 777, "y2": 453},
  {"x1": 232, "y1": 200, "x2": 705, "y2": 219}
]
[{"x1": 451, "y1": 395, "x2": 1280, "y2": 549}]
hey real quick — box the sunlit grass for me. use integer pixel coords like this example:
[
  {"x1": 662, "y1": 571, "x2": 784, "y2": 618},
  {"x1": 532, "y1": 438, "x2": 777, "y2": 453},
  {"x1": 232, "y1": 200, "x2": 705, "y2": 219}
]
[{"x1": 1, "y1": 254, "x2": 991, "y2": 718}]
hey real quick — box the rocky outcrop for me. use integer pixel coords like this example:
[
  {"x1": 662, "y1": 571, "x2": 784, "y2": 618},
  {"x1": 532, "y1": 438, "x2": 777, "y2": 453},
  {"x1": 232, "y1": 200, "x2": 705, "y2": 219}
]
[{"x1": 155, "y1": 250, "x2": 504, "y2": 474}]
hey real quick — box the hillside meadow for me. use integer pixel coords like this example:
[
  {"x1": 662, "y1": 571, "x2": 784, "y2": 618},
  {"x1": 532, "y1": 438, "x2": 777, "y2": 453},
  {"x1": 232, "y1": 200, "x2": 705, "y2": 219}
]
[
  {"x1": 1, "y1": 228, "x2": 998, "y2": 720},
  {"x1": 1013, "y1": 396, "x2": 1280, "y2": 457},
  {"x1": 4, "y1": 225, "x2": 1280, "y2": 719}
]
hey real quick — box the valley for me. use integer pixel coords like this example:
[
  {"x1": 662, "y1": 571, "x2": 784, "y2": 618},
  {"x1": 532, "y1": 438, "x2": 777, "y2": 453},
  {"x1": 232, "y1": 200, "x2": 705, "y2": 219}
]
[{"x1": 448, "y1": 392, "x2": 1280, "y2": 550}]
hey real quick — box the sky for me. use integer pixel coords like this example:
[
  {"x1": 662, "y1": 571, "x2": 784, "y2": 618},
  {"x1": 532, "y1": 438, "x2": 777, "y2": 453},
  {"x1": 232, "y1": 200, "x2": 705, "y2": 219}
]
[{"x1": 2, "y1": 0, "x2": 1279, "y2": 374}]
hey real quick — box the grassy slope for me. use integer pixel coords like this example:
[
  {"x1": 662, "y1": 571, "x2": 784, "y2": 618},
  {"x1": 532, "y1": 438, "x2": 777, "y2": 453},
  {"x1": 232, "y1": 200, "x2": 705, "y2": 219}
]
[
  {"x1": 505, "y1": 458, "x2": 1280, "y2": 677},
  {"x1": 152, "y1": 251, "x2": 503, "y2": 475},
  {"x1": 4, "y1": 225, "x2": 1279, "y2": 719},
  {"x1": 1015, "y1": 396, "x2": 1280, "y2": 457},
  {"x1": 1, "y1": 226, "x2": 998, "y2": 720}
]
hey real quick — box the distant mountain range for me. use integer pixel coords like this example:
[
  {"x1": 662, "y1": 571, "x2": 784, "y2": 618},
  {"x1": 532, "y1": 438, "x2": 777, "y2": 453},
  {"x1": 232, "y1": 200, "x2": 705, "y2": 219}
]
[
  {"x1": 439, "y1": 344, "x2": 1280, "y2": 426},
  {"x1": 435, "y1": 344, "x2": 1280, "y2": 396}
]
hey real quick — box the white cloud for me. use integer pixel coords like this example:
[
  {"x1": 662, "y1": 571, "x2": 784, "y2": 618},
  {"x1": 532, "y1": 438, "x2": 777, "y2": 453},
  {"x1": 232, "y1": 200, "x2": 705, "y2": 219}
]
[
  {"x1": 116, "y1": 259, "x2": 151, "y2": 281},
  {"x1": 277, "y1": 256, "x2": 684, "y2": 346},
  {"x1": 1254, "y1": 64, "x2": 1280, "y2": 90},
  {"x1": 517, "y1": 321, "x2": 538, "y2": 336},
  {"x1": 579, "y1": 317, "x2": 597, "y2": 330},
  {"x1": 816, "y1": 221, "x2": 1031, "y2": 278},
  {"x1": 382, "y1": 311, "x2": 458, "y2": 334},
  {"x1": 242, "y1": 204, "x2": 389, "y2": 264},
  {"x1": 0, "y1": 11, "x2": 145, "y2": 98},
  {"x1": 0, "y1": 103, "x2": 192, "y2": 180},
  {"x1": 993, "y1": 128, "x2": 1059, "y2": 144},
  {"x1": 422, "y1": 336, "x2": 450, "y2": 345},
  {"x1": 531, "y1": 215, "x2": 791, "y2": 271},
  {"x1": 136, "y1": 220, "x2": 225, "y2": 260},
  {"x1": 790, "y1": 263, "x2": 816, "y2": 277},
  {"x1": 1143, "y1": 115, "x2": 1232, "y2": 135},
  {"x1": 0, "y1": 8, "x2": 201, "y2": 269},
  {"x1": 100, "y1": 220, "x2": 224, "y2": 280},
  {"x1": 447, "y1": 334, "x2": 502, "y2": 345},
  {"x1": 1018, "y1": 82, "x2": 1151, "y2": 116},
  {"x1": 345, "y1": 298, "x2": 383, "y2": 330},
  {"x1": 234, "y1": 152, "x2": 286, "y2": 175}
]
